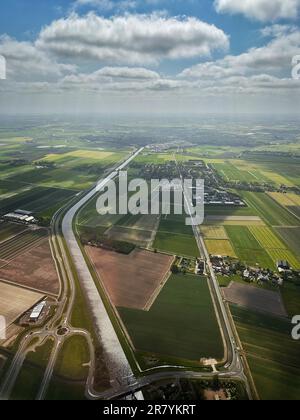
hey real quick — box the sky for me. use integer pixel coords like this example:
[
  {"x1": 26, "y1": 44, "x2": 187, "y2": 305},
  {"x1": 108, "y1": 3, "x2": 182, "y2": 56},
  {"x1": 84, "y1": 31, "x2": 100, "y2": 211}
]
[{"x1": 0, "y1": 0, "x2": 300, "y2": 115}]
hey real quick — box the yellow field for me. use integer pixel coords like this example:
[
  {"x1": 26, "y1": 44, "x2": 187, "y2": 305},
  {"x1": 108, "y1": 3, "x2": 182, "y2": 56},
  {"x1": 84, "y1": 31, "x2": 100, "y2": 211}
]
[
  {"x1": 267, "y1": 249, "x2": 300, "y2": 270},
  {"x1": 248, "y1": 226, "x2": 300, "y2": 269},
  {"x1": 261, "y1": 171, "x2": 293, "y2": 187},
  {"x1": 205, "y1": 239, "x2": 237, "y2": 257},
  {"x1": 200, "y1": 226, "x2": 228, "y2": 240},
  {"x1": 268, "y1": 192, "x2": 300, "y2": 207},
  {"x1": 249, "y1": 226, "x2": 286, "y2": 250},
  {"x1": 44, "y1": 149, "x2": 114, "y2": 162},
  {"x1": 204, "y1": 216, "x2": 265, "y2": 226},
  {"x1": 63, "y1": 150, "x2": 114, "y2": 159},
  {"x1": 0, "y1": 281, "x2": 44, "y2": 326}
]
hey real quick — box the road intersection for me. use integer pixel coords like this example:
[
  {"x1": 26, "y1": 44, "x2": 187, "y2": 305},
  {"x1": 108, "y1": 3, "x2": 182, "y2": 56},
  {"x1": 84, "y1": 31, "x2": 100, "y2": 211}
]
[{"x1": 0, "y1": 148, "x2": 253, "y2": 401}]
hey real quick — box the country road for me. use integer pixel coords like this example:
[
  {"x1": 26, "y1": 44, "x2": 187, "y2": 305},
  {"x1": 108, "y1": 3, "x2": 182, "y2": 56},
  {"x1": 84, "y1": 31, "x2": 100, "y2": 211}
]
[{"x1": 0, "y1": 147, "x2": 253, "y2": 401}]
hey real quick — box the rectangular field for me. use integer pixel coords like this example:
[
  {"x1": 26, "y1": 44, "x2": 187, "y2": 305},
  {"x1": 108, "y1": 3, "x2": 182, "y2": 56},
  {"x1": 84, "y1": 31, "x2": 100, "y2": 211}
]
[
  {"x1": 0, "y1": 281, "x2": 44, "y2": 326},
  {"x1": 204, "y1": 216, "x2": 265, "y2": 226},
  {"x1": 276, "y1": 227, "x2": 300, "y2": 256},
  {"x1": 231, "y1": 305, "x2": 300, "y2": 400},
  {"x1": 241, "y1": 192, "x2": 299, "y2": 226},
  {"x1": 205, "y1": 239, "x2": 237, "y2": 258},
  {"x1": 200, "y1": 226, "x2": 228, "y2": 240},
  {"x1": 267, "y1": 192, "x2": 300, "y2": 219},
  {"x1": 118, "y1": 274, "x2": 224, "y2": 362},
  {"x1": 86, "y1": 247, "x2": 173, "y2": 310},
  {"x1": 105, "y1": 226, "x2": 152, "y2": 247},
  {"x1": 153, "y1": 232, "x2": 199, "y2": 257},
  {"x1": 225, "y1": 226, "x2": 275, "y2": 269},
  {"x1": 0, "y1": 186, "x2": 76, "y2": 215},
  {"x1": 249, "y1": 226, "x2": 286, "y2": 249},
  {"x1": 223, "y1": 282, "x2": 287, "y2": 317},
  {"x1": 0, "y1": 222, "x2": 26, "y2": 242},
  {"x1": 0, "y1": 239, "x2": 59, "y2": 295},
  {"x1": 0, "y1": 229, "x2": 48, "y2": 261}
]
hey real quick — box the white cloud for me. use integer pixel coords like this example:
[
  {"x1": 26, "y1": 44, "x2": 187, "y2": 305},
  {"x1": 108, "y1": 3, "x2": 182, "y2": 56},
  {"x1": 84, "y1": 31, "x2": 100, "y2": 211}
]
[
  {"x1": 180, "y1": 27, "x2": 300, "y2": 79},
  {"x1": 0, "y1": 35, "x2": 76, "y2": 81},
  {"x1": 36, "y1": 13, "x2": 229, "y2": 65},
  {"x1": 62, "y1": 66, "x2": 160, "y2": 84},
  {"x1": 214, "y1": 0, "x2": 300, "y2": 22}
]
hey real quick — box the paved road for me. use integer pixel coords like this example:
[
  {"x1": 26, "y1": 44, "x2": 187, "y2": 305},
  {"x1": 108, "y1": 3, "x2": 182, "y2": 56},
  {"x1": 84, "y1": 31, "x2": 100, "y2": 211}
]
[
  {"x1": 173, "y1": 156, "x2": 248, "y2": 380},
  {"x1": 0, "y1": 147, "x2": 252, "y2": 401},
  {"x1": 61, "y1": 148, "x2": 143, "y2": 391}
]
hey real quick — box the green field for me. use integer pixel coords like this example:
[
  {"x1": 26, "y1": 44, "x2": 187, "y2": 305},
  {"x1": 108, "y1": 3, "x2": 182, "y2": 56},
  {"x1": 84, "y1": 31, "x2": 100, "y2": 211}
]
[
  {"x1": 241, "y1": 192, "x2": 299, "y2": 226},
  {"x1": 153, "y1": 232, "x2": 199, "y2": 257},
  {"x1": 231, "y1": 305, "x2": 300, "y2": 400},
  {"x1": 0, "y1": 186, "x2": 76, "y2": 216},
  {"x1": 225, "y1": 226, "x2": 275, "y2": 269},
  {"x1": 119, "y1": 274, "x2": 224, "y2": 362},
  {"x1": 53, "y1": 336, "x2": 90, "y2": 381},
  {"x1": 276, "y1": 227, "x2": 300, "y2": 257},
  {"x1": 249, "y1": 226, "x2": 300, "y2": 269},
  {"x1": 11, "y1": 339, "x2": 54, "y2": 400},
  {"x1": 212, "y1": 162, "x2": 261, "y2": 183},
  {"x1": 158, "y1": 214, "x2": 194, "y2": 236}
]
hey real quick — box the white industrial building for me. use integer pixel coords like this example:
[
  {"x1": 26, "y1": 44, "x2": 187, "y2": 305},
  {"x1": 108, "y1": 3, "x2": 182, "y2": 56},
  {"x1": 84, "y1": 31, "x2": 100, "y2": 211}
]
[{"x1": 30, "y1": 301, "x2": 46, "y2": 322}]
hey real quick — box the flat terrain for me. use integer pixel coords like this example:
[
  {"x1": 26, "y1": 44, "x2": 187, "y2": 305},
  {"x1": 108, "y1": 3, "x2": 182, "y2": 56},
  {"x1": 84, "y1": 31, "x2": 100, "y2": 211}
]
[
  {"x1": 205, "y1": 239, "x2": 236, "y2": 257},
  {"x1": 200, "y1": 226, "x2": 228, "y2": 240},
  {"x1": 119, "y1": 274, "x2": 224, "y2": 362},
  {"x1": 223, "y1": 282, "x2": 287, "y2": 317},
  {"x1": 241, "y1": 192, "x2": 299, "y2": 226},
  {"x1": 231, "y1": 305, "x2": 300, "y2": 400},
  {"x1": 276, "y1": 227, "x2": 300, "y2": 257},
  {"x1": 225, "y1": 225, "x2": 275, "y2": 269},
  {"x1": 105, "y1": 226, "x2": 152, "y2": 247},
  {"x1": 0, "y1": 239, "x2": 59, "y2": 295},
  {"x1": 0, "y1": 281, "x2": 44, "y2": 326},
  {"x1": 0, "y1": 222, "x2": 26, "y2": 242},
  {"x1": 86, "y1": 247, "x2": 173, "y2": 310},
  {"x1": 267, "y1": 192, "x2": 300, "y2": 218},
  {"x1": 153, "y1": 232, "x2": 199, "y2": 257},
  {"x1": 204, "y1": 215, "x2": 265, "y2": 226},
  {"x1": 0, "y1": 229, "x2": 48, "y2": 261}
]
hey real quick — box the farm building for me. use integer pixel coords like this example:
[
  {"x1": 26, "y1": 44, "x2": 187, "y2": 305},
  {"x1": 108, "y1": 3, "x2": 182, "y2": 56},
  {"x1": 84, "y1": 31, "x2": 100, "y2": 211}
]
[
  {"x1": 277, "y1": 260, "x2": 291, "y2": 272},
  {"x1": 4, "y1": 212, "x2": 37, "y2": 224},
  {"x1": 30, "y1": 301, "x2": 46, "y2": 322}
]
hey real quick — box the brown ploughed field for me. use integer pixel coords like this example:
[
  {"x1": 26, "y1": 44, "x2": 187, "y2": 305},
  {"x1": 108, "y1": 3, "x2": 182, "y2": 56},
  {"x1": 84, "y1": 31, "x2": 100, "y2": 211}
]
[
  {"x1": 0, "y1": 239, "x2": 59, "y2": 295},
  {"x1": 86, "y1": 247, "x2": 173, "y2": 310}
]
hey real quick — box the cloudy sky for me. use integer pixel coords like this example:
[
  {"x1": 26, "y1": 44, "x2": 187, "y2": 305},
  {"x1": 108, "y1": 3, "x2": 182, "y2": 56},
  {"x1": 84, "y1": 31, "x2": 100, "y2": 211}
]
[{"x1": 0, "y1": 0, "x2": 300, "y2": 114}]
